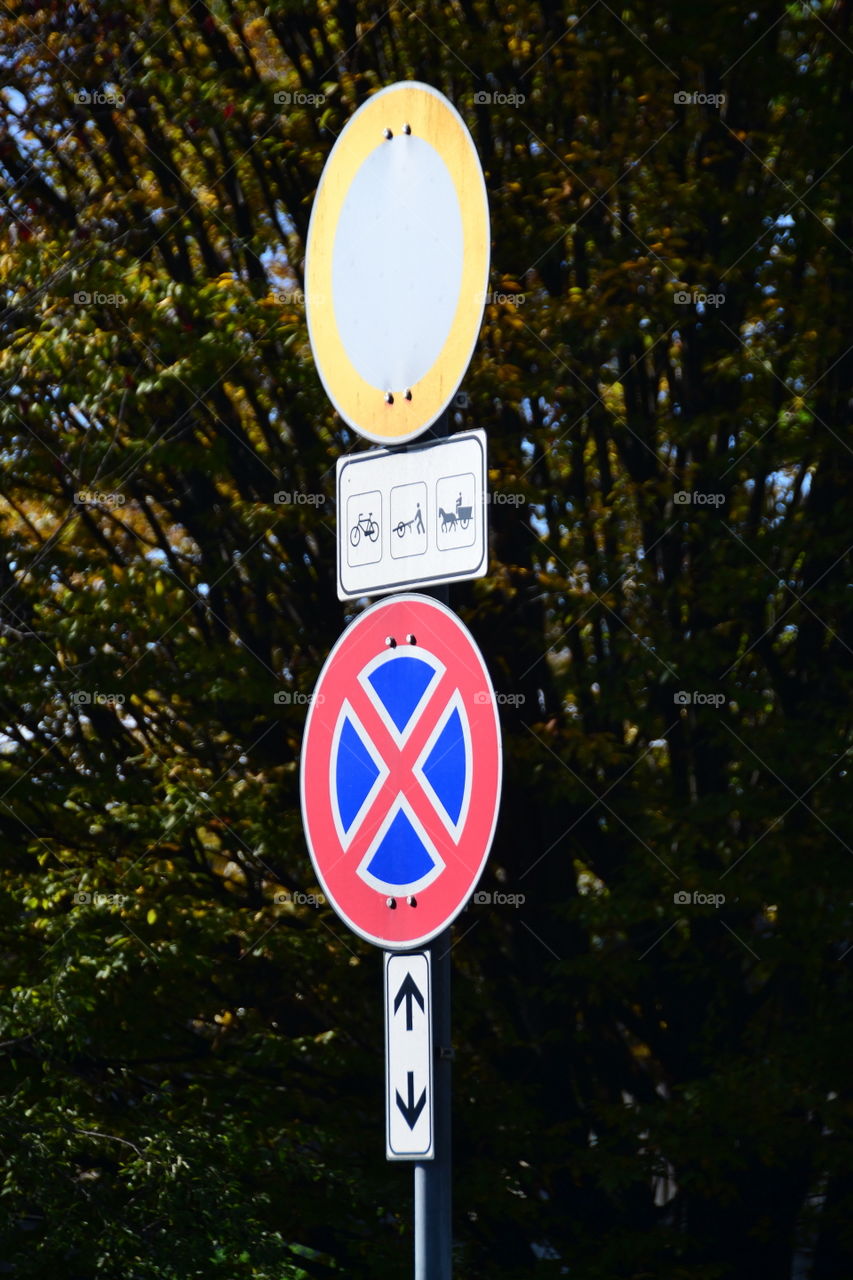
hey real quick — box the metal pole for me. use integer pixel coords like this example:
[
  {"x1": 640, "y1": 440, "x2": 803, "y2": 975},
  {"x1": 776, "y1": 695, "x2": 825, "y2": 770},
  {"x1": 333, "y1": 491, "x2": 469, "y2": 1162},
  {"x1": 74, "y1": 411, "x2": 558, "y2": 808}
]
[
  {"x1": 415, "y1": 929, "x2": 452, "y2": 1279},
  {"x1": 415, "y1": 406, "x2": 453, "y2": 1279}
]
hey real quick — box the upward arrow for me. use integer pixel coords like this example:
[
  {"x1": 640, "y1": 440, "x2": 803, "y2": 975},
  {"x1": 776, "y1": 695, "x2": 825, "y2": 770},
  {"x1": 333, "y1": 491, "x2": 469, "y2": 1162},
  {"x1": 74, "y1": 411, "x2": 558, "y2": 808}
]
[
  {"x1": 393, "y1": 970, "x2": 425, "y2": 1031},
  {"x1": 396, "y1": 1071, "x2": 427, "y2": 1130}
]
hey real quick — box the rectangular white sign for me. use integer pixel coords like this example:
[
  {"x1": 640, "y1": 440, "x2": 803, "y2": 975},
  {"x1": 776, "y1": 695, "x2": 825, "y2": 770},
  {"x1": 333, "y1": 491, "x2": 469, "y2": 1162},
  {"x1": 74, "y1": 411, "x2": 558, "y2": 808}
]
[
  {"x1": 385, "y1": 950, "x2": 433, "y2": 1160},
  {"x1": 337, "y1": 429, "x2": 487, "y2": 600}
]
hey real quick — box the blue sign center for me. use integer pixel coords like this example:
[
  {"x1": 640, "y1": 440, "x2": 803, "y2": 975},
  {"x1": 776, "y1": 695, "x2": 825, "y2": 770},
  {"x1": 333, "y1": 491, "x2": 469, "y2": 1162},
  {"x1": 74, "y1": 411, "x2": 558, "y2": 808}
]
[{"x1": 332, "y1": 652, "x2": 469, "y2": 895}]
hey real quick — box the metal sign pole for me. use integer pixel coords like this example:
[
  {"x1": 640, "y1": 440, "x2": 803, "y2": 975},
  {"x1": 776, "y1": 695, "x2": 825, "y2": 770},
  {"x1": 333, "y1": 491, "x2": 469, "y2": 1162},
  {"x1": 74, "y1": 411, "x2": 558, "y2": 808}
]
[
  {"x1": 302, "y1": 79, "x2": 494, "y2": 1280},
  {"x1": 415, "y1": 928, "x2": 452, "y2": 1279},
  {"x1": 415, "y1": 411, "x2": 453, "y2": 1278}
]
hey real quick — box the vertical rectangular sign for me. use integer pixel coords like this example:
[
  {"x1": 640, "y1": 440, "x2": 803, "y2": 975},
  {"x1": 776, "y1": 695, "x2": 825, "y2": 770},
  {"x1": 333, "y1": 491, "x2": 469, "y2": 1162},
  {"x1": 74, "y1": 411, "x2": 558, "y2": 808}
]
[{"x1": 385, "y1": 950, "x2": 434, "y2": 1160}]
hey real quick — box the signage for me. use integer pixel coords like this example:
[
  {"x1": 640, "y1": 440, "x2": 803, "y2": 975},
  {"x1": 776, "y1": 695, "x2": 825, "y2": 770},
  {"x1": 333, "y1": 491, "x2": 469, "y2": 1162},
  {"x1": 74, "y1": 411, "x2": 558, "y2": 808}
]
[
  {"x1": 299, "y1": 594, "x2": 502, "y2": 949},
  {"x1": 337, "y1": 429, "x2": 487, "y2": 599},
  {"x1": 304, "y1": 81, "x2": 490, "y2": 444},
  {"x1": 385, "y1": 950, "x2": 433, "y2": 1159}
]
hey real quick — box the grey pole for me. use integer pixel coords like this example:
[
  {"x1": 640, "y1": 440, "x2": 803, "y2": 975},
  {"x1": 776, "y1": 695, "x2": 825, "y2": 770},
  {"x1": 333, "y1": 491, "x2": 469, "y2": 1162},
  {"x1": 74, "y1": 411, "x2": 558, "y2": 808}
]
[
  {"x1": 414, "y1": 407, "x2": 453, "y2": 1279},
  {"x1": 414, "y1": 928, "x2": 452, "y2": 1279}
]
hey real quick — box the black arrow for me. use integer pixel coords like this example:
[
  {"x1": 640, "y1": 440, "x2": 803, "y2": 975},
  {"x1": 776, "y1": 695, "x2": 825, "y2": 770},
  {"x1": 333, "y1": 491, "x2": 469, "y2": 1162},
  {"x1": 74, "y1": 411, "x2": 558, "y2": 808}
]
[
  {"x1": 396, "y1": 1071, "x2": 427, "y2": 1129},
  {"x1": 393, "y1": 971, "x2": 425, "y2": 1031}
]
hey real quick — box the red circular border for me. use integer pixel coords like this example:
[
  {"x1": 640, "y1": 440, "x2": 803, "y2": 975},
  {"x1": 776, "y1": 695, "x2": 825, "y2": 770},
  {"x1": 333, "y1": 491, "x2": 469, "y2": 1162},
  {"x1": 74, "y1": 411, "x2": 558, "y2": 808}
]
[{"x1": 300, "y1": 595, "x2": 502, "y2": 949}]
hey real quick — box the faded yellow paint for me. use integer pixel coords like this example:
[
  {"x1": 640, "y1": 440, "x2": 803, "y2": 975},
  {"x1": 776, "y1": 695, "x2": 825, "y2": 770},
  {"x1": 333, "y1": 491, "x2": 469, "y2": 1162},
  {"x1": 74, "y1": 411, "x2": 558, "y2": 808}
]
[{"x1": 305, "y1": 83, "x2": 489, "y2": 444}]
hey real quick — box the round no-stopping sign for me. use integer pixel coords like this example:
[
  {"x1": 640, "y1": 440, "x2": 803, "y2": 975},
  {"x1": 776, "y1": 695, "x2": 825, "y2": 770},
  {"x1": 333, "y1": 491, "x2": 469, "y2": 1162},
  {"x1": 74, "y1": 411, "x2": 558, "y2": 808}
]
[
  {"x1": 304, "y1": 82, "x2": 490, "y2": 445},
  {"x1": 300, "y1": 595, "x2": 502, "y2": 949}
]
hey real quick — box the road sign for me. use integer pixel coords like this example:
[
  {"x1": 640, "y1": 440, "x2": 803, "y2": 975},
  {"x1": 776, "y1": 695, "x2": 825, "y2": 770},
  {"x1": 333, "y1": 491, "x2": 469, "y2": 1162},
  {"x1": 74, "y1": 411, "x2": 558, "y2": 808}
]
[
  {"x1": 300, "y1": 594, "x2": 502, "y2": 950},
  {"x1": 304, "y1": 81, "x2": 490, "y2": 446},
  {"x1": 385, "y1": 951, "x2": 433, "y2": 1159},
  {"x1": 337, "y1": 429, "x2": 488, "y2": 600}
]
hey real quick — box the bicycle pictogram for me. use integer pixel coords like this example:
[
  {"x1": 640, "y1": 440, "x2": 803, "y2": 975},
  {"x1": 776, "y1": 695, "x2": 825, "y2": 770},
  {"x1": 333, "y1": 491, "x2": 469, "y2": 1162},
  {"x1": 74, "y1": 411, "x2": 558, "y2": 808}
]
[{"x1": 350, "y1": 511, "x2": 380, "y2": 546}]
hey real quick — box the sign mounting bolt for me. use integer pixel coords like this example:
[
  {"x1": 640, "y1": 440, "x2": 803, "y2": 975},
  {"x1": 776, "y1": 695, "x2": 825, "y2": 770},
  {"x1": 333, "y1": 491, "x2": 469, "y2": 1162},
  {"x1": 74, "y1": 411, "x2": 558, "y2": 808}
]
[
  {"x1": 406, "y1": 895, "x2": 417, "y2": 907},
  {"x1": 384, "y1": 127, "x2": 393, "y2": 140},
  {"x1": 404, "y1": 388, "x2": 412, "y2": 400},
  {"x1": 386, "y1": 896, "x2": 397, "y2": 909},
  {"x1": 385, "y1": 392, "x2": 394, "y2": 405},
  {"x1": 403, "y1": 123, "x2": 411, "y2": 135},
  {"x1": 406, "y1": 634, "x2": 417, "y2": 645}
]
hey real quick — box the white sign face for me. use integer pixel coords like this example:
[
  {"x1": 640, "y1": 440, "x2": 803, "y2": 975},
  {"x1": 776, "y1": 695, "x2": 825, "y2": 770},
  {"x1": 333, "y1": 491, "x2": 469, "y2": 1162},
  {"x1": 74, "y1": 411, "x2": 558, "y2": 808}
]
[
  {"x1": 385, "y1": 950, "x2": 433, "y2": 1160},
  {"x1": 337, "y1": 430, "x2": 487, "y2": 600},
  {"x1": 305, "y1": 82, "x2": 490, "y2": 446}
]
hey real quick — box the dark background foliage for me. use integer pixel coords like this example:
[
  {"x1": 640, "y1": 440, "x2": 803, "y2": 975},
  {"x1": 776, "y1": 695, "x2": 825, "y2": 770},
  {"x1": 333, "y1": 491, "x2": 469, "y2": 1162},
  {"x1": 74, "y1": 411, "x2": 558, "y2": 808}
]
[{"x1": 1, "y1": 1, "x2": 852, "y2": 1276}]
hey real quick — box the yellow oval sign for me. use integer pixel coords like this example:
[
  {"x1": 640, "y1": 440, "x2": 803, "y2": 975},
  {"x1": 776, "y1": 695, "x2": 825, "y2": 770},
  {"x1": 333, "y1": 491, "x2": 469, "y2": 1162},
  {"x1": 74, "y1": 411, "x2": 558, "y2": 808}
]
[{"x1": 305, "y1": 82, "x2": 490, "y2": 445}]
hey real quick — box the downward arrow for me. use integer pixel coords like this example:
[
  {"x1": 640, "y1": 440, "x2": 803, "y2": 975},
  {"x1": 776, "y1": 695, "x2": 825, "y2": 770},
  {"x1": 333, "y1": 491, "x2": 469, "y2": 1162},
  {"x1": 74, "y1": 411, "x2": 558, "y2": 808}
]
[
  {"x1": 393, "y1": 971, "x2": 425, "y2": 1031},
  {"x1": 396, "y1": 1071, "x2": 427, "y2": 1130}
]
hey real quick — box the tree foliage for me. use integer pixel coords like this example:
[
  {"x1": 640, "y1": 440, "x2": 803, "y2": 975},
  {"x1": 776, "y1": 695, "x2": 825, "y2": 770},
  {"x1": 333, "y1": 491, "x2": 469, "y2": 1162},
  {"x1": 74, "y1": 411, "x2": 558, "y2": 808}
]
[{"x1": 1, "y1": 1, "x2": 852, "y2": 1277}]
